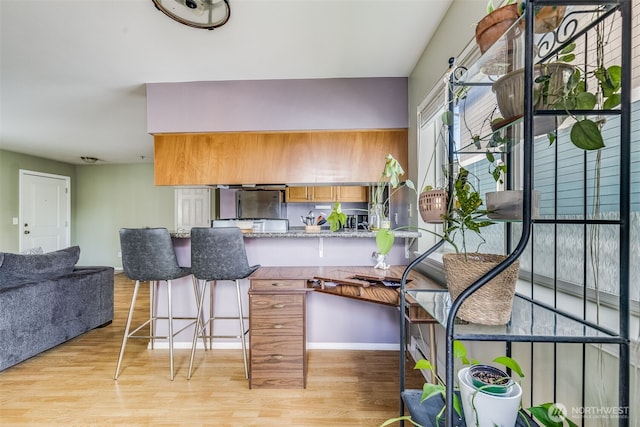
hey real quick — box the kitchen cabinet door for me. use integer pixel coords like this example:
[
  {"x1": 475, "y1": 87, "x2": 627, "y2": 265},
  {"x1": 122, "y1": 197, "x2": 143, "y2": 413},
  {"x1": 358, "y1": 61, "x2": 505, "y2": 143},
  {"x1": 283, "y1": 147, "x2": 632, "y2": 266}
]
[
  {"x1": 311, "y1": 186, "x2": 336, "y2": 201},
  {"x1": 286, "y1": 186, "x2": 336, "y2": 202},
  {"x1": 286, "y1": 187, "x2": 311, "y2": 202},
  {"x1": 336, "y1": 186, "x2": 368, "y2": 202}
]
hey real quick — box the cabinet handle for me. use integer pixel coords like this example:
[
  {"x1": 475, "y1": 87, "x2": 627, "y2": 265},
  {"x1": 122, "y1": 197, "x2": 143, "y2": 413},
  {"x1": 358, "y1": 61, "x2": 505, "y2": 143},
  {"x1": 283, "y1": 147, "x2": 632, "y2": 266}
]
[
  {"x1": 271, "y1": 354, "x2": 284, "y2": 360},
  {"x1": 271, "y1": 282, "x2": 283, "y2": 287},
  {"x1": 272, "y1": 324, "x2": 284, "y2": 329},
  {"x1": 273, "y1": 303, "x2": 285, "y2": 308}
]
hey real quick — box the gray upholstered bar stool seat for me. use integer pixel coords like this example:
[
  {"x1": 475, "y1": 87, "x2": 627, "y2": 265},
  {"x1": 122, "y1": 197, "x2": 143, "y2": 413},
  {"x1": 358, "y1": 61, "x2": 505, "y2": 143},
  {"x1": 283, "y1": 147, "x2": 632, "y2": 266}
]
[
  {"x1": 115, "y1": 227, "x2": 198, "y2": 381},
  {"x1": 187, "y1": 227, "x2": 260, "y2": 380}
]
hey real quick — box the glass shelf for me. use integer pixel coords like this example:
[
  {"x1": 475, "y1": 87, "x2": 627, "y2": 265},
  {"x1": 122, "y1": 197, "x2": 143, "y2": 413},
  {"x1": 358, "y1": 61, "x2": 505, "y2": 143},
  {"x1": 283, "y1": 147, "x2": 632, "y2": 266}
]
[
  {"x1": 456, "y1": 4, "x2": 617, "y2": 85},
  {"x1": 455, "y1": 116, "x2": 523, "y2": 154},
  {"x1": 406, "y1": 290, "x2": 624, "y2": 343}
]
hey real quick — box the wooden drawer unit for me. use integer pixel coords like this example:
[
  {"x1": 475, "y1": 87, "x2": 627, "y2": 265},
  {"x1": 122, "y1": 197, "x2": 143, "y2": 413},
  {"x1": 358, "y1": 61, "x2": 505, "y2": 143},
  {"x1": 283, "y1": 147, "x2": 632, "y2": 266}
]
[
  {"x1": 250, "y1": 279, "x2": 306, "y2": 291},
  {"x1": 249, "y1": 281, "x2": 307, "y2": 389}
]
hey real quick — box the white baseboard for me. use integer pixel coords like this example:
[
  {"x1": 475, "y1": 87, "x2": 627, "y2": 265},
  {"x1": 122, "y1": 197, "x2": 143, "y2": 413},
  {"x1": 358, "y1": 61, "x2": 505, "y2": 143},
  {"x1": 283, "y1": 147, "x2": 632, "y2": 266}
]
[
  {"x1": 307, "y1": 342, "x2": 400, "y2": 351},
  {"x1": 148, "y1": 341, "x2": 400, "y2": 351}
]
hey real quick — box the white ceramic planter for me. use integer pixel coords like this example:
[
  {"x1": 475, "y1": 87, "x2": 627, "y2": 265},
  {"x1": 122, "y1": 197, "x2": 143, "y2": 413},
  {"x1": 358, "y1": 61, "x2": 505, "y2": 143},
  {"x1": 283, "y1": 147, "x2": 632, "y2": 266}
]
[
  {"x1": 458, "y1": 367, "x2": 522, "y2": 427},
  {"x1": 486, "y1": 190, "x2": 540, "y2": 220}
]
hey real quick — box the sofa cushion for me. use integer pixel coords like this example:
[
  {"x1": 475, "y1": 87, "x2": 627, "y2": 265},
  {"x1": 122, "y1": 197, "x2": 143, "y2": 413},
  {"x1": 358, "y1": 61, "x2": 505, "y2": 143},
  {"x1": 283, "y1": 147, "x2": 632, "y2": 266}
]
[{"x1": 0, "y1": 246, "x2": 80, "y2": 285}]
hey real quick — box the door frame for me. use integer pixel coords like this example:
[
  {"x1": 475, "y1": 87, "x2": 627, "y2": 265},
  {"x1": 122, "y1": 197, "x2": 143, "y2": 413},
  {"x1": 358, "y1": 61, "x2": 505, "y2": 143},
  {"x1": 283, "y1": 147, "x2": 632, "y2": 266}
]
[{"x1": 19, "y1": 169, "x2": 71, "y2": 252}]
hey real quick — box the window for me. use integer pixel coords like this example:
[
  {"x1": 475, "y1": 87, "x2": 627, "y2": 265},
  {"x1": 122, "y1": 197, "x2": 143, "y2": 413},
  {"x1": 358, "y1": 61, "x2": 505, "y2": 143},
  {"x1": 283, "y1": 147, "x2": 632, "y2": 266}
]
[{"x1": 415, "y1": 10, "x2": 640, "y2": 310}]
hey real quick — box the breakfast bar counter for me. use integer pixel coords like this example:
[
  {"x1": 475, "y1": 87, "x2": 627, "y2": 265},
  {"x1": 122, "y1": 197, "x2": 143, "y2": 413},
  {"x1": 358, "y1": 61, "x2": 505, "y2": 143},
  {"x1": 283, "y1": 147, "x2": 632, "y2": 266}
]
[
  {"x1": 159, "y1": 228, "x2": 428, "y2": 355},
  {"x1": 171, "y1": 229, "x2": 420, "y2": 239}
]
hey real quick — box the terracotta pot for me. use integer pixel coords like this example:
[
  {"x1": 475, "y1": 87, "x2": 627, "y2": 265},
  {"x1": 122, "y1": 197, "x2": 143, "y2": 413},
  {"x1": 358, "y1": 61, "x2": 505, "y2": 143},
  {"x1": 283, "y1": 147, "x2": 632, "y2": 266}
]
[
  {"x1": 533, "y1": 5, "x2": 567, "y2": 33},
  {"x1": 475, "y1": 4, "x2": 520, "y2": 54}
]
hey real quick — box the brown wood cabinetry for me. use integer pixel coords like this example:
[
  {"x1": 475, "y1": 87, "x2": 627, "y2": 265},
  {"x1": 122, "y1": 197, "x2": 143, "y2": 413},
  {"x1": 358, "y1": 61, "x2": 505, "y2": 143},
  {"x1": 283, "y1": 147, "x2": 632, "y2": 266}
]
[
  {"x1": 285, "y1": 185, "x2": 368, "y2": 203},
  {"x1": 153, "y1": 129, "x2": 407, "y2": 186},
  {"x1": 249, "y1": 276, "x2": 308, "y2": 389},
  {"x1": 336, "y1": 186, "x2": 369, "y2": 202},
  {"x1": 247, "y1": 266, "x2": 442, "y2": 389}
]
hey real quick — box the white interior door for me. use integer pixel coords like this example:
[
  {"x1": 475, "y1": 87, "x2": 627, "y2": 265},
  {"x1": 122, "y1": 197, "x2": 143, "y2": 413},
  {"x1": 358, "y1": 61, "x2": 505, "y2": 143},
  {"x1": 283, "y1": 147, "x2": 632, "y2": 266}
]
[
  {"x1": 19, "y1": 170, "x2": 70, "y2": 252},
  {"x1": 175, "y1": 188, "x2": 211, "y2": 231}
]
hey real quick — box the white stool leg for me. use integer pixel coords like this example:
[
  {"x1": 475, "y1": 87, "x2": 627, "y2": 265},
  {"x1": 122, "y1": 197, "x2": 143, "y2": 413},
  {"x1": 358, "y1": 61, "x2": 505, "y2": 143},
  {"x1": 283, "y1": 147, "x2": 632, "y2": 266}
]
[
  {"x1": 114, "y1": 280, "x2": 140, "y2": 380},
  {"x1": 188, "y1": 279, "x2": 208, "y2": 379},
  {"x1": 167, "y1": 280, "x2": 175, "y2": 381},
  {"x1": 150, "y1": 280, "x2": 157, "y2": 350},
  {"x1": 209, "y1": 281, "x2": 216, "y2": 349},
  {"x1": 235, "y1": 279, "x2": 249, "y2": 379}
]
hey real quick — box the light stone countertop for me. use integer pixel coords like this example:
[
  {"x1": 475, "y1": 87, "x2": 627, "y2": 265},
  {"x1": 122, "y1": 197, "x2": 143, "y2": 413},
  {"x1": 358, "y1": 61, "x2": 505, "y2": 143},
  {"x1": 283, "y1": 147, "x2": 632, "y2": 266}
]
[{"x1": 171, "y1": 229, "x2": 421, "y2": 239}]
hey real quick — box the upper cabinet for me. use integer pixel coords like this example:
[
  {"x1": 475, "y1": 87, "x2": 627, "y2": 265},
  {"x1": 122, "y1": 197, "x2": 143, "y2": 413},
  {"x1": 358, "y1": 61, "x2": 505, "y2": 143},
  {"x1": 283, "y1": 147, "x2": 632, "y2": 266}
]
[
  {"x1": 335, "y1": 186, "x2": 369, "y2": 202},
  {"x1": 285, "y1": 185, "x2": 368, "y2": 203},
  {"x1": 153, "y1": 129, "x2": 407, "y2": 186}
]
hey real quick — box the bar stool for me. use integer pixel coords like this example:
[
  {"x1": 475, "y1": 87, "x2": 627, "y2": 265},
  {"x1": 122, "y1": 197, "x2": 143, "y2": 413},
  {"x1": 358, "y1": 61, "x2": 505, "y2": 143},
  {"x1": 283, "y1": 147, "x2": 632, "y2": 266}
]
[
  {"x1": 187, "y1": 227, "x2": 260, "y2": 379},
  {"x1": 115, "y1": 227, "x2": 199, "y2": 381}
]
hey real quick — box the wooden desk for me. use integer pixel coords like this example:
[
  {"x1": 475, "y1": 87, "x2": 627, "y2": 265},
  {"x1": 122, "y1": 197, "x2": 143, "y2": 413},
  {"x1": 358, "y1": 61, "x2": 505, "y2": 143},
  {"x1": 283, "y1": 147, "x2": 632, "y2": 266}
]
[{"x1": 248, "y1": 266, "x2": 442, "y2": 389}]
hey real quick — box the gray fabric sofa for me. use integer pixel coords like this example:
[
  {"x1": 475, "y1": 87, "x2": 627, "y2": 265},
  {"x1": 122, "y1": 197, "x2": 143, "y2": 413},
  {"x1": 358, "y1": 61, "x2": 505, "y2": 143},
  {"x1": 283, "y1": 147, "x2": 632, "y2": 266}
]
[{"x1": 0, "y1": 246, "x2": 114, "y2": 371}]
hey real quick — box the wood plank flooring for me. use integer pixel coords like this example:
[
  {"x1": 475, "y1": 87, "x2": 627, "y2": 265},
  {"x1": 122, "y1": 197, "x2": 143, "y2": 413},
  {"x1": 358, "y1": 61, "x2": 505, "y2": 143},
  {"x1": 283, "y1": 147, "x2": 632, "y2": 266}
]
[{"x1": 0, "y1": 273, "x2": 425, "y2": 426}]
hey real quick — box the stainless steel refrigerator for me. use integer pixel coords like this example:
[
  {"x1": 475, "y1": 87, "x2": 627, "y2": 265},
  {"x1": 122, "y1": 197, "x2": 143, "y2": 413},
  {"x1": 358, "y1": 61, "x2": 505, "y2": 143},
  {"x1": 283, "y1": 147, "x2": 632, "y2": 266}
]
[{"x1": 236, "y1": 190, "x2": 284, "y2": 219}]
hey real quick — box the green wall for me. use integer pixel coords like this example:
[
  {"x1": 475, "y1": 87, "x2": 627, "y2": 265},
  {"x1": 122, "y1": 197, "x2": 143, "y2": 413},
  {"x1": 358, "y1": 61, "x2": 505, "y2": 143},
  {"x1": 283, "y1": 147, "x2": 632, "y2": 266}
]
[
  {"x1": 0, "y1": 150, "x2": 77, "y2": 252},
  {"x1": 74, "y1": 163, "x2": 175, "y2": 267},
  {"x1": 0, "y1": 149, "x2": 175, "y2": 267}
]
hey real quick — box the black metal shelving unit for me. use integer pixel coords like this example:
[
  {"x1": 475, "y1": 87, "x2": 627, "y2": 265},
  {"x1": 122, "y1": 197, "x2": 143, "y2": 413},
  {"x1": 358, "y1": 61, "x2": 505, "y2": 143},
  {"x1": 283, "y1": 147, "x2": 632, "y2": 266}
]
[{"x1": 398, "y1": 1, "x2": 631, "y2": 426}]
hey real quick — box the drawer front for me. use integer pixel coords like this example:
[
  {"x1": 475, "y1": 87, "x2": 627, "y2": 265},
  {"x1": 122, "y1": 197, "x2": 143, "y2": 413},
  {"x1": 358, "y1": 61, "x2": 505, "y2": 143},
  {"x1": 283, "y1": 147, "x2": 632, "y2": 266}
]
[
  {"x1": 251, "y1": 279, "x2": 306, "y2": 290},
  {"x1": 251, "y1": 314, "x2": 303, "y2": 335},
  {"x1": 250, "y1": 335, "x2": 304, "y2": 356},
  {"x1": 250, "y1": 294, "x2": 304, "y2": 317},
  {"x1": 250, "y1": 335, "x2": 304, "y2": 370},
  {"x1": 250, "y1": 370, "x2": 305, "y2": 389}
]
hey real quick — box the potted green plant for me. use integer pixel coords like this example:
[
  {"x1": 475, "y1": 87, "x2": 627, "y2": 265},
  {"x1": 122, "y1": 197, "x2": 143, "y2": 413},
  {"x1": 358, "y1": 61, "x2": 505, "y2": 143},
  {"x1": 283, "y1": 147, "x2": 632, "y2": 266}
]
[
  {"x1": 326, "y1": 202, "x2": 347, "y2": 232},
  {"x1": 418, "y1": 111, "x2": 451, "y2": 225},
  {"x1": 440, "y1": 167, "x2": 522, "y2": 326},
  {"x1": 484, "y1": 149, "x2": 541, "y2": 221},
  {"x1": 370, "y1": 154, "x2": 416, "y2": 231},
  {"x1": 370, "y1": 155, "x2": 417, "y2": 268},
  {"x1": 491, "y1": 61, "x2": 576, "y2": 137},
  {"x1": 418, "y1": 185, "x2": 448, "y2": 224},
  {"x1": 492, "y1": 35, "x2": 621, "y2": 151},
  {"x1": 381, "y1": 342, "x2": 578, "y2": 427}
]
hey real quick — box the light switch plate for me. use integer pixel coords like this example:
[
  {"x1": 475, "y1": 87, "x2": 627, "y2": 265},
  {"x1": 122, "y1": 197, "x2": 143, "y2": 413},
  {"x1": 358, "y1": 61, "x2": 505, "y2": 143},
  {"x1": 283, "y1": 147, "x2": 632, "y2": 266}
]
[{"x1": 12, "y1": 217, "x2": 18, "y2": 225}]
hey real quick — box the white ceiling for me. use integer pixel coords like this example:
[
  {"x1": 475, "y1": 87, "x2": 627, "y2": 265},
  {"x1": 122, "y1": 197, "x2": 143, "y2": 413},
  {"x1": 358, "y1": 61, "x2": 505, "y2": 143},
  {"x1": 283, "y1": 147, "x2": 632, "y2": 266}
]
[{"x1": 0, "y1": 0, "x2": 453, "y2": 165}]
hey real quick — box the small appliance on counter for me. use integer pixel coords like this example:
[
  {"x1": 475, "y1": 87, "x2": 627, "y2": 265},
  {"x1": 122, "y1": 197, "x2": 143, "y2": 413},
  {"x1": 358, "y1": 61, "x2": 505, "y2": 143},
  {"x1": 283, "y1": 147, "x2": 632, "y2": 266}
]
[
  {"x1": 344, "y1": 214, "x2": 369, "y2": 230},
  {"x1": 211, "y1": 218, "x2": 289, "y2": 233}
]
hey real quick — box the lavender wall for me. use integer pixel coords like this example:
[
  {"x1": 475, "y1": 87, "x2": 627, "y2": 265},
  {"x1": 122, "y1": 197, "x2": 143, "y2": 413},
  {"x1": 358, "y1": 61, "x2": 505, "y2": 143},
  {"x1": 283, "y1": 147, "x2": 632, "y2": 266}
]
[
  {"x1": 146, "y1": 78, "x2": 408, "y2": 133},
  {"x1": 163, "y1": 236, "x2": 407, "y2": 349}
]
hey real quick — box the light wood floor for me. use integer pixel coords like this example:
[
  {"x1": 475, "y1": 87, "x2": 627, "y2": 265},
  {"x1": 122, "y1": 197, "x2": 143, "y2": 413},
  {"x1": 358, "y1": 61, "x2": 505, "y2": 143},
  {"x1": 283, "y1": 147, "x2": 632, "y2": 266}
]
[{"x1": 0, "y1": 273, "x2": 425, "y2": 426}]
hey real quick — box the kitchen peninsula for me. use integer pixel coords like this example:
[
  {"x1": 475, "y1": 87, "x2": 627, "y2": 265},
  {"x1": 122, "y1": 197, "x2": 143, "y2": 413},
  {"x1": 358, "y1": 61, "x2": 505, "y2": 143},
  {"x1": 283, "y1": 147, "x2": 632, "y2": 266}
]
[
  {"x1": 164, "y1": 228, "x2": 424, "y2": 352},
  {"x1": 170, "y1": 226, "x2": 440, "y2": 389}
]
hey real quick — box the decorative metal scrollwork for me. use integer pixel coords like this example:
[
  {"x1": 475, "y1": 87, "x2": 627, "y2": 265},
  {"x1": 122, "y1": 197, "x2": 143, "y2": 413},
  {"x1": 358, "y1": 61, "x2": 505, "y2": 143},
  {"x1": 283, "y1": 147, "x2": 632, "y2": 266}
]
[{"x1": 536, "y1": 6, "x2": 611, "y2": 61}]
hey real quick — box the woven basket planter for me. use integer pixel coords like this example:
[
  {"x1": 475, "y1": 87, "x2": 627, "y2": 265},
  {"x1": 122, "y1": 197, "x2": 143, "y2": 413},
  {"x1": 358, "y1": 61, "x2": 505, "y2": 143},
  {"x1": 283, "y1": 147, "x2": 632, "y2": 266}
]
[
  {"x1": 419, "y1": 190, "x2": 448, "y2": 224},
  {"x1": 443, "y1": 253, "x2": 519, "y2": 325}
]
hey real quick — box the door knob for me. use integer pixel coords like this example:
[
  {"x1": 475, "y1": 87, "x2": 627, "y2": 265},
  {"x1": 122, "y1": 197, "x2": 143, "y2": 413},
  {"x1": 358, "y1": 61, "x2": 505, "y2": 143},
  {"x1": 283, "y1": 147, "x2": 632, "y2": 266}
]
[{"x1": 24, "y1": 230, "x2": 30, "y2": 234}]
